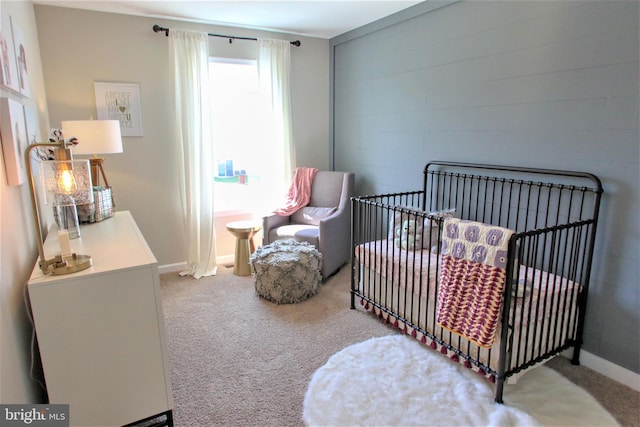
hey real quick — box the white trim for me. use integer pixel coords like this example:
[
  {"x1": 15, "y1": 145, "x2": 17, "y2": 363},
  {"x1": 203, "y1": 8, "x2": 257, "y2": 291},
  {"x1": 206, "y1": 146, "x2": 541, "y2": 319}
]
[
  {"x1": 209, "y1": 57, "x2": 256, "y2": 66},
  {"x1": 562, "y1": 349, "x2": 640, "y2": 391},
  {"x1": 581, "y1": 350, "x2": 640, "y2": 391},
  {"x1": 159, "y1": 256, "x2": 236, "y2": 275},
  {"x1": 330, "y1": 1, "x2": 458, "y2": 46},
  {"x1": 216, "y1": 254, "x2": 235, "y2": 265},
  {"x1": 215, "y1": 209, "x2": 255, "y2": 218},
  {"x1": 158, "y1": 262, "x2": 186, "y2": 275}
]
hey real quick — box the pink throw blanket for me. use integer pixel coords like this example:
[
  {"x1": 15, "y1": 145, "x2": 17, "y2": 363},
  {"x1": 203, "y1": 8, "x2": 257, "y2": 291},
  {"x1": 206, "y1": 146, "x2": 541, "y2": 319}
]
[{"x1": 274, "y1": 167, "x2": 319, "y2": 216}]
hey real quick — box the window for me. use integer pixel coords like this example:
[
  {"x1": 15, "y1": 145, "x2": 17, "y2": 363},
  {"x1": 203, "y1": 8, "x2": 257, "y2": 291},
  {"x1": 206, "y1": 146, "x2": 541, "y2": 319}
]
[{"x1": 209, "y1": 58, "x2": 274, "y2": 214}]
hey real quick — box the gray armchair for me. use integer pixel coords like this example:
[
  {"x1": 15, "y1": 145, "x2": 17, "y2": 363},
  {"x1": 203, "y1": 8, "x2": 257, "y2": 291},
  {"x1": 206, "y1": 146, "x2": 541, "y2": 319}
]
[{"x1": 262, "y1": 171, "x2": 355, "y2": 279}]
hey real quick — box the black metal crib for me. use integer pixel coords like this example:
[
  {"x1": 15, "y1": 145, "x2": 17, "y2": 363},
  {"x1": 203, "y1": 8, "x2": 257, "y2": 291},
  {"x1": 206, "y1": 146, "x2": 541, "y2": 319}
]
[{"x1": 350, "y1": 161, "x2": 602, "y2": 403}]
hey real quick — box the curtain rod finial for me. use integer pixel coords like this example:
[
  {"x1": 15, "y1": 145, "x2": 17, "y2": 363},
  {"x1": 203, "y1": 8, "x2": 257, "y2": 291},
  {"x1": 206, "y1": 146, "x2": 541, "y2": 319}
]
[{"x1": 153, "y1": 24, "x2": 169, "y2": 36}]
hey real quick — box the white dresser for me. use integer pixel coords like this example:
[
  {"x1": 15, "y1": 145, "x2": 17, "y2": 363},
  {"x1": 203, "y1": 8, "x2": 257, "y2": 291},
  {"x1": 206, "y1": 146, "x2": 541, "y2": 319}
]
[{"x1": 28, "y1": 211, "x2": 173, "y2": 427}]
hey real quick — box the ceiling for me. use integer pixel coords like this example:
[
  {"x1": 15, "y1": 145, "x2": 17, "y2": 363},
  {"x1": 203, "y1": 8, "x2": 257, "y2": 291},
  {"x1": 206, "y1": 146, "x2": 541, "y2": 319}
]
[{"x1": 32, "y1": 0, "x2": 423, "y2": 39}]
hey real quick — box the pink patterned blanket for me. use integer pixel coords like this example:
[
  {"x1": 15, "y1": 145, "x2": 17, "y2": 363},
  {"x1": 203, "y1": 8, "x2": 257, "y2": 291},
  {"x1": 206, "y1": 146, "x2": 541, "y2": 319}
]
[{"x1": 436, "y1": 219, "x2": 515, "y2": 348}]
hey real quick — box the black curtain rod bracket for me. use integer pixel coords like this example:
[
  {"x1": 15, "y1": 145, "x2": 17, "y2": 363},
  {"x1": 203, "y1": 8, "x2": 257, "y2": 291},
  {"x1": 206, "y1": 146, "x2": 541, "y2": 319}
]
[{"x1": 152, "y1": 24, "x2": 301, "y2": 47}]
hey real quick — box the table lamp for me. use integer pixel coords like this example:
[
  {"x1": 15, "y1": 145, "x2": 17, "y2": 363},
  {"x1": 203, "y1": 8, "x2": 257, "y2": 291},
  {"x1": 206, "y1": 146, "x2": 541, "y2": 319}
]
[
  {"x1": 25, "y1": 137, "x2": 94, "y2": 275},
  {"x1": 61, "y1": 120, "x2": 123, "y2": 188}
]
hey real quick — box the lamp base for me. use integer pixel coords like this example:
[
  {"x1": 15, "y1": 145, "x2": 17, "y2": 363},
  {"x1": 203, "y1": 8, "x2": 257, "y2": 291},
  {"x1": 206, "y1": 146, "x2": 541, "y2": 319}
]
[{"x1": 50, "y1": 254, "x2": 92, "y2": 276}]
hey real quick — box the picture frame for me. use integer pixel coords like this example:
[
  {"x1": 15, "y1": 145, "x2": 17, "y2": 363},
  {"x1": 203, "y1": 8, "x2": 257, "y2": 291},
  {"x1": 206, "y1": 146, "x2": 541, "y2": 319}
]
[
  {"x1": 1, "y1": 15, "x2": 20, "y2": 94},
  {"x1": 0, "y1": 97, "x2": 28, "y2": 186},
  {"x1": 94, "y1": 81, "x2": 144, "y2": 136},
  {"x1": 11, "y1": 17, "x2": 31, "y2": 98}
]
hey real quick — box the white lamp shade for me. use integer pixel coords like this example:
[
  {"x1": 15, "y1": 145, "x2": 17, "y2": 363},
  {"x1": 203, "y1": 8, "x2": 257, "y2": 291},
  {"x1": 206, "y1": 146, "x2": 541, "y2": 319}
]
[{"x1": 62, "y1": 120, "x2": 123, "y2": 155}]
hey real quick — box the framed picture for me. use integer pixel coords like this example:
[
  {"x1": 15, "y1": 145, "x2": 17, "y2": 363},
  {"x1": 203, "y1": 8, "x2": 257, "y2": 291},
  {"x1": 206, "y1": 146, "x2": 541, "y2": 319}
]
[
  {"x1": 0, "y1": 14, "x2": 20, "y2": 93},
  {"x1": 11, "y1": 17, "x2": 31, "y2": 98},
  {"x1": 94, "y1": 81, "x2": 144, "y2": 136},
  {"x1": 0, "y1": 97, "x2": 28, "y2": 185}
]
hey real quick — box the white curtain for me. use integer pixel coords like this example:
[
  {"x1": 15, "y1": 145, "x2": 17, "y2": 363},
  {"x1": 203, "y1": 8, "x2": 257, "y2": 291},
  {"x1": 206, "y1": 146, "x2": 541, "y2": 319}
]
[
  {"x1": 169, "y1": 29, "x2": 217, "y2": 278},
  {"x1": 257, "y1": 39, "x2": 296, "y2": 208}
]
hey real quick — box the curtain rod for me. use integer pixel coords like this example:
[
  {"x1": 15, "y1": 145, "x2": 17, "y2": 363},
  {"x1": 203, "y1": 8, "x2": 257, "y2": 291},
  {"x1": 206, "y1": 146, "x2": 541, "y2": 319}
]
[{"x1": 152, "y1": 25, "x2": 301, "y2": 46}]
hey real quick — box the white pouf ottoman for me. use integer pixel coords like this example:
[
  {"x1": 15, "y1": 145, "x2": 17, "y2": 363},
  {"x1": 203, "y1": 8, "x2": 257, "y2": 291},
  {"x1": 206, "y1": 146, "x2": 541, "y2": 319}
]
[{"x1": 250, "y1": 240, "x2": 322, "y2": 304}]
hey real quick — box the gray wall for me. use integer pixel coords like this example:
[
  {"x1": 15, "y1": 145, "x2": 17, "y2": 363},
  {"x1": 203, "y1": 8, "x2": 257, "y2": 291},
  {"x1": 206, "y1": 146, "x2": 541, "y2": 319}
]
[
  {"x1": 34, "y1": 5, "x2": 331, "y2": 267},
  {"x1": 332, "y1": 1, "x2": 639, "y2": 373}
]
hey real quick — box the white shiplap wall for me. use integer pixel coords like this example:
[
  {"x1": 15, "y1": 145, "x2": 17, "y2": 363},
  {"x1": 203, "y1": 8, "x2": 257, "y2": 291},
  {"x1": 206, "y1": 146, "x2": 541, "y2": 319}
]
[{"x1": 332, "y1": 1, "x2": 639, "y2": 373}]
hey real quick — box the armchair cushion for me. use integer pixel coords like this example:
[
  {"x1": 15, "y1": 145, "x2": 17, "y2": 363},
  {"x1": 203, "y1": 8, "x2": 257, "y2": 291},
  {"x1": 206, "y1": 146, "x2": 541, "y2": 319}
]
[
  {"x1": 269, "y1": 225, "x2": 318, "y2": 247},
  {"x1": 291, "y1": 206, "x2": 337, "y2": 226}
]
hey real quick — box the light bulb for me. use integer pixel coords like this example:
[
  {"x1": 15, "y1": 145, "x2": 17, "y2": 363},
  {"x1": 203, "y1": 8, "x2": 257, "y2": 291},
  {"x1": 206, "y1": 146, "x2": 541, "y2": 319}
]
[{"x1": 58, "y1": 168, "x2": 77, "y2": 195}]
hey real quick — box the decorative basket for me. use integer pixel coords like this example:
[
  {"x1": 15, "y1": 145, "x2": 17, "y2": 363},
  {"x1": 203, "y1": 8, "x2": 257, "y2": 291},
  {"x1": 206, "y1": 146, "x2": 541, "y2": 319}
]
[{"x1": 78, "y1": 187, "x2": 114, "y2": 223}]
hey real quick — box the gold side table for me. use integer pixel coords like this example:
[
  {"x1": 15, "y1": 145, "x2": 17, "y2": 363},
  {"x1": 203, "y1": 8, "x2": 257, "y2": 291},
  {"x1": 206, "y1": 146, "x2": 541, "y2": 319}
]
[{"x1": 226, "y1": 221, "x2": 262, "y2": 276}]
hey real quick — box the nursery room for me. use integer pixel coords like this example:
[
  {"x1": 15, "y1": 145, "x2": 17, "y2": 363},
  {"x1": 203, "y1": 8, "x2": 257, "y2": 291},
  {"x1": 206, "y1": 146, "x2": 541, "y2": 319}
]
[{"x1": 1, "y1": 1, "x2": 638, "y2": 426}]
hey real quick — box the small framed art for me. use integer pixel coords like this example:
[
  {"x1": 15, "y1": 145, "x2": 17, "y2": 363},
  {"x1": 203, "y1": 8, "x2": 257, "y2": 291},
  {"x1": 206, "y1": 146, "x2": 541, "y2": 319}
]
[
  {"x1": 1, "y1": 15, "x2": 20, "y2": 94},
  {"x1": 0, "y1": 97, "x2": 28, "y2": 185},
  {"x1": 11, "y1": 17, "x2": 31, "y2": 98},
  {"x1": 94, "y1": 82, "x2": 144, "y2": 136}
]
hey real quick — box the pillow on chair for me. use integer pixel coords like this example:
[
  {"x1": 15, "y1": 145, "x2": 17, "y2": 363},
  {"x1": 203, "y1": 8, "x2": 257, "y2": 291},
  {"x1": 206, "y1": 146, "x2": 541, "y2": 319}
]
[{"x1": 291, "y1": 207, "x2": 337, "y2": 226}]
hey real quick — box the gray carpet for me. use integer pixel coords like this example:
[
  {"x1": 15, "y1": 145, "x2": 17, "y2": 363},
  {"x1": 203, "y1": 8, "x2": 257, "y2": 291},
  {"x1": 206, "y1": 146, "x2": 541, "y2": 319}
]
[{"x1": 160, "y1": 265, "x2": 639, "y2": 427}]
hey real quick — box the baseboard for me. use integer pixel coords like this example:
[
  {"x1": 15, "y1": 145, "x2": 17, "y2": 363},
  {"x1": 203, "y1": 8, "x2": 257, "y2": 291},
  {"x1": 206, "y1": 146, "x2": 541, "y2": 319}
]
[
  {"x1": 217, "y1": 255, "x2": 235, "y2": 265},
  {"x1": 562, "y1": 349, "x2": 640, "y2": 392},
  {"x1": 158, "y1": 256, "x2": 235, "y2": 275},
  {"x1": 158, "y1": 262, "x2": 187, "y2": 275}
]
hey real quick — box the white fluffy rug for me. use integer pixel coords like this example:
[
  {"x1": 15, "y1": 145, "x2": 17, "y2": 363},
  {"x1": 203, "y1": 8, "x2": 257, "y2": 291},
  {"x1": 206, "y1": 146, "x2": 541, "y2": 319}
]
[{"x1": 303, "y1": 335, "x2": 618, "y2": 427}]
